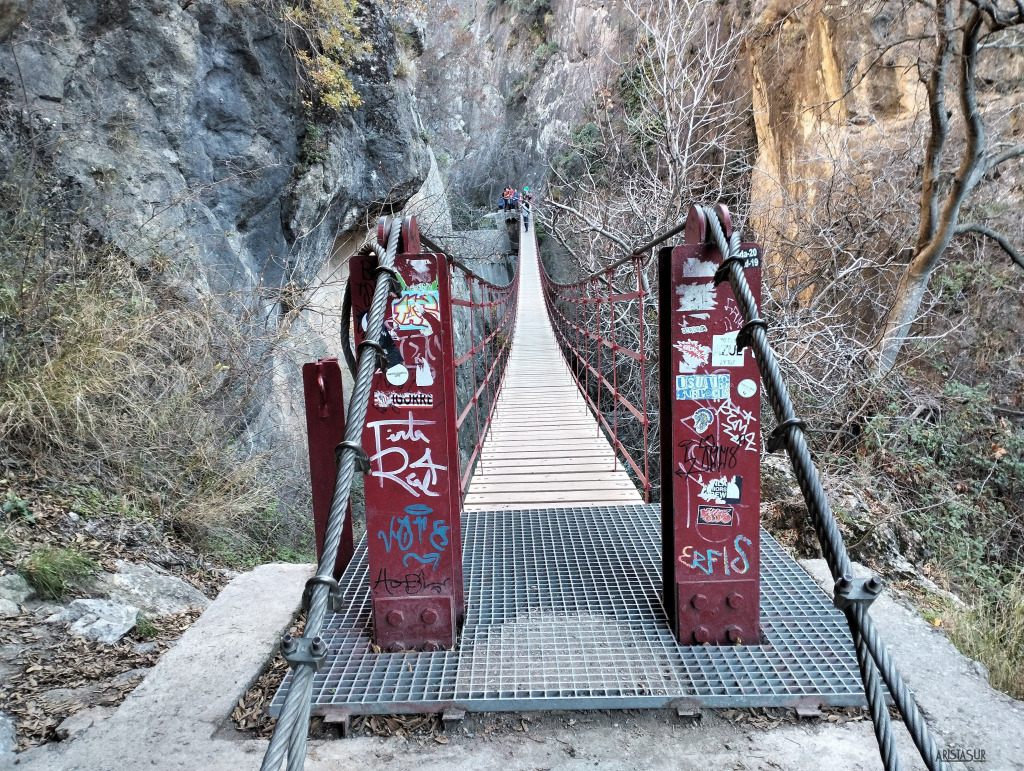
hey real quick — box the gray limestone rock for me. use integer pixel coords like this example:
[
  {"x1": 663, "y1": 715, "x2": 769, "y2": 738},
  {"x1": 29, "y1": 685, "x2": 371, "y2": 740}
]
[
  {"x1": 55, "y1": 706, "x2": 113, "y2": 741},
  {"x1": 0, "y1": 599, "x2": 20, "y2": 617},
  {"x1": 0, "y1": 0, "x2": 429, "y2": 297},
  {"x1": 62, "y1": 599, "x2": 139, "y2": 644},
  {"x1": 0, "y1": 0, "x2": 28, "y2": 43},
  {"x1": 0, "y1": 711, "x2": 15, "y2": 757},
  {"x1": 96, "y1": 560, "x2": 208, "y2": 618},
  {"x1": 0, "y1": 573, "x2": 33, "y2": 605}
]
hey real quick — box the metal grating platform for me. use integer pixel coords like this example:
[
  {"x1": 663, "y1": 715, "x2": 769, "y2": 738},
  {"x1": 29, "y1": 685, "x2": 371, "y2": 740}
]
[{"x1": 271, "y1": 505, "x2": 867, "y2": 717}]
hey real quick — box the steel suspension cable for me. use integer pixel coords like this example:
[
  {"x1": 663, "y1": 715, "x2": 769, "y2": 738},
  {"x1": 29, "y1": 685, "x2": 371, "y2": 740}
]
[
  {"x1": 701, "y1": 206, "x2": 948, "y2": 771},
  {"x1": 261, "y1": 221, "x2": 402, "y2": 771}
]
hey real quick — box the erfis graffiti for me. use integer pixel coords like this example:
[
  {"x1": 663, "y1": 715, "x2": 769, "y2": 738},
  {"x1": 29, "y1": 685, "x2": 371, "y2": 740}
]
[{"x1": 678, "y1": 535, "x2": 753, "y2": 576}]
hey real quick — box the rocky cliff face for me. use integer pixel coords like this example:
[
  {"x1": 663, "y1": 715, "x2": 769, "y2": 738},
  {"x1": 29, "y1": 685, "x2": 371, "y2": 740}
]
[
  {"x1": 0, "y1": 0, "x2": 430, "y2": 296},
  {"x1": 413, "y1": 0, "x2": 628, "y2": 205}
]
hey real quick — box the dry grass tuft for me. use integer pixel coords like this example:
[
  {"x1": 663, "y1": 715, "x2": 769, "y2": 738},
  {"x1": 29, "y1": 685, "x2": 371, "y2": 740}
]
[
  {"x1": 948, "y1": 573, "x2": 1024, "y2": 700},
  {"x1": 0, "y1": 170, "x2": 309, "y2": 563}
]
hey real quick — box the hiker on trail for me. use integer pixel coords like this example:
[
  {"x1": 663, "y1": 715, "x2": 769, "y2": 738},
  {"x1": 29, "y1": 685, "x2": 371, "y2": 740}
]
[
  {"x1": 522, "y1": 186, "x2": 533, "y2": 231},
  {"x1": 501, "y1": 186, "x2": 513, "y2": 211},
  {"x1": 511, "y1": 189, "x2": 520, "y2": 211}
]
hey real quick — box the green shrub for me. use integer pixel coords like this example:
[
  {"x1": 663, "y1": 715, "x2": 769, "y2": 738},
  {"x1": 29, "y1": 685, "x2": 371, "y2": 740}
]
[{"x1": 135, "y1": 614, "x2": 159, "y2": 640}]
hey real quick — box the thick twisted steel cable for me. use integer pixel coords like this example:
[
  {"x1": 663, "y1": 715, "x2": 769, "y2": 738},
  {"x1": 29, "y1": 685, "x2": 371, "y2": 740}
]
[
  {"x1": 701, "y1": 207, "x2": 948, "y2": 771},
  {"x1": 850, "y1": 614, "x2": 903, "y2": 771},
  {"x1": 853, "y1": 602, "x2": 948, "y2": 770},
  {"x1": 260, "y1": 223, "x2": 401, "y2": 771}
]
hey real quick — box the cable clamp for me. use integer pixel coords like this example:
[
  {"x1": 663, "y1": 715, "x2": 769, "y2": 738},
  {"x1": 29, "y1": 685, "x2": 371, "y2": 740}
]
[
  {"x1": 374, "y1": 264, "x2": 401, "y2": 293},
  {"x1": 736, "y1": 319, "x2": 768, "y2": 352},
  {"x1": 302, "y1": 574, "x2": 342, "y2": 613},
  {"x1": 280, "y1": 632, "x2": 328, "y2": 673},
  {"x1": 356, "y1": 338, "x2": 388, "y2": 371},
  {"x1": 338, "y1": 440, "x2": 370, "y2": 474},
  {"x1": 713, "y1": 257, "x2": 745, "y2": 286},
  {"x1": 766, "y1": 418, "x2": 807, "y2": 453},
  {"x1": 833, "y1": 574, "x2": 883, "y2": 612}
]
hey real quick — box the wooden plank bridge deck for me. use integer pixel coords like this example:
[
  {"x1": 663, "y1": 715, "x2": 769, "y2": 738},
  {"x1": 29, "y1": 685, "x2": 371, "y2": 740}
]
[{"x1": 463, "y1": 219, "x2": 643, "y2": 511}]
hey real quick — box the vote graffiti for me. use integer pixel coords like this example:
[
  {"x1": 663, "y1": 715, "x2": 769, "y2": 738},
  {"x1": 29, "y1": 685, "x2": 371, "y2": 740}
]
[
  {"x1": 376, "y1": 504, "x2": 451, "y2": 570},
  {"x1": 678, "y1": 535, "x2": 752, "y2": 575}
]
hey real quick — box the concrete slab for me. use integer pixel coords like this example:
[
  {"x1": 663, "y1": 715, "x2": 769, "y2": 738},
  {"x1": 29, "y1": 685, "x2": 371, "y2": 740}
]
[{"x1": 10, "y1": 559, "x2": 1022, "y2": 771}]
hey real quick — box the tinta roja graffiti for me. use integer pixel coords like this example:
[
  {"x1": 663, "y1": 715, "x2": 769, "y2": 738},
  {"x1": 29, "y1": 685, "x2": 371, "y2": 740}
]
[{"x1": 366, "y1": 412, "x2": 448, "y2": 498}]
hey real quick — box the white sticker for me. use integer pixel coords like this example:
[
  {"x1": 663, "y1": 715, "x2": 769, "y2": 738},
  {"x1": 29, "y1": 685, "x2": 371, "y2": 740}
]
[
  {"x1": 737, "y1": 379, "x2": 757, "y2": 398},
  {"x1": 692, "y1": 407, "x2": 715, "y2": 433},
  {"x1": 697, "y1": 475, "x2": 743, "y2": 505},
  {"x1": 386, "y1": 363, "x2": 409, "y2": 386},
  {"x1": 415, "y1": 358, "x2": 434, "y2": 386},
  {"x1": 712, "y1": 331, "x2": 744, "y2": 367},
  {"x1": 682, "y1": 258, "x2": 717, "y2": 278},
  {"x1": 675, "y1": 340, "x2": 711, "y2": 373},
  {"x1": 677, "y1": 282, "x2": 716, "y2": 312},
  {"x1": 678, "y1": 324, "x2": 708, "y2": 335}
]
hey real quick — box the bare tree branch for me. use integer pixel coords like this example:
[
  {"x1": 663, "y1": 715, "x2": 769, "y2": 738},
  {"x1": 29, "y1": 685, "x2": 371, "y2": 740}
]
[
  {"x1": 546, "y1": 199, "x2": 633, "y2": 254},
  {"x1": 985, "y1": 143, "x2": 1024, "y2": 171},
  {"x1": 916, "y1": 0, "x2": 954, "y2": 252},
  {"x1": 955, "y1": 222, "x2": 1024, "y2": 269}
]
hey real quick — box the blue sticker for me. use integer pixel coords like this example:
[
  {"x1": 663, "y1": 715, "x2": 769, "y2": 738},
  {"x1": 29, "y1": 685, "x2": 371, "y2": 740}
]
[
  {"x1": 676, "y1": 374, "x2": 730, "y2": 401},
  {"x1": 692, "y1": 408, "x2": 715, "y2": 433}
]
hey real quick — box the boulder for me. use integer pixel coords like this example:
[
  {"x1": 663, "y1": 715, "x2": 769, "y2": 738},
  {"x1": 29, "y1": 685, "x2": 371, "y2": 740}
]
[
  {"x1": 55, "y1": 706, "x2": 114, "y2": 741},
  {"x1": 0, "y1": 573, "x2": 33, "y2": 604},
  {"x1": 96, "y1": 560, "x2": 208, "y2": 618},
  {"x1": 62, "y1": 599, "x2": 139, "y2": 644},
  {"x1": 0, "y1": 599, "x2": 19, "y2": 617}
]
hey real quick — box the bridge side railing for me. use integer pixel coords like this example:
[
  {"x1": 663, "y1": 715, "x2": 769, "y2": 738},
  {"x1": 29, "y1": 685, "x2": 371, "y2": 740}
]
[
  {"x1": 539, "y1": 252, "x2": 654, "y2": 502},
  {"x1": 447, "y1": 251, "x2": 520, "y2": 497}
]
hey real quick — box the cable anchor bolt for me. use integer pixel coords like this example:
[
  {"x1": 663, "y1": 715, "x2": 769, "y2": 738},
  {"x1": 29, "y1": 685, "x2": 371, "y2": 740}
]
[
  {"x1": 280, "y1": 633, "x2": 328, "y2": 673},
  {"x1": 833, "y1": 573, "x2": 884, "y2": 612},
  {"x1": 766, "y1": 418, "x2": 807, "y2": 453},
  {"x1": 736, "y1": 319, "x2": 768, "y2": 352}
]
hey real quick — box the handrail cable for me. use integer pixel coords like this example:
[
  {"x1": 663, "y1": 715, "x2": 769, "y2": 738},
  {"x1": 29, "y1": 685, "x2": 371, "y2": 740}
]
[
  {"x1": 260, "y1": 221, "x2": 402, "y2": 771},
  {"x1": 702, "y1": 205, "x2": 948, "y2": 771}
]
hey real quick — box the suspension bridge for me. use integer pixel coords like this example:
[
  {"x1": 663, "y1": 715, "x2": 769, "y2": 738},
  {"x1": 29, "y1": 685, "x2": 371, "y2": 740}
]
[
  {"x1": 462, "y1": 222, "x2": 643, "y2": 511},
  {"x1": 262, "y1": 207, "x2": 951, "y2": 771}
]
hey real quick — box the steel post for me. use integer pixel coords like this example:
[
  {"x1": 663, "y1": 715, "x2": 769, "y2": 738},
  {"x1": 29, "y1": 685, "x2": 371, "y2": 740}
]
[
  {"x1": 658, "y1": 206, "x2": 763, "y2": 645},
  {"x1": 301, "y1": 358, "x2": 354, "y2": 579},
  {"x1": 350, "y1": 217, "x2": 464, "y2": 651}
]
